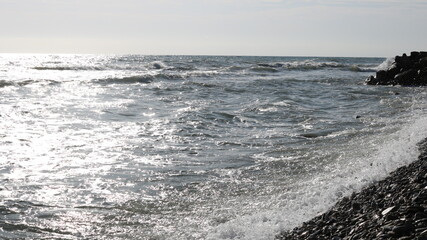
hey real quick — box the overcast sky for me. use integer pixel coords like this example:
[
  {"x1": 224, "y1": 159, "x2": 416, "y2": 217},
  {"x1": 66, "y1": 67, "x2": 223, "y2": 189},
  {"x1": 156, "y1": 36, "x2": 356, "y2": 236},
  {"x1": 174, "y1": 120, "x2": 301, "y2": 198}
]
[{"x1": 0, "y1": 0, "x2": 426, "y2": 57}]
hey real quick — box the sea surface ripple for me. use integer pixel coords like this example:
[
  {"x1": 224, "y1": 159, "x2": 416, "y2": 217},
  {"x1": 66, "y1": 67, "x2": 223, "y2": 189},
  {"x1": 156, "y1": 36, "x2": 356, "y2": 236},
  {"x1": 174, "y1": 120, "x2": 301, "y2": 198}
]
[{"x1": 0, "y1": 54, "x2": 426, "y2": 239}]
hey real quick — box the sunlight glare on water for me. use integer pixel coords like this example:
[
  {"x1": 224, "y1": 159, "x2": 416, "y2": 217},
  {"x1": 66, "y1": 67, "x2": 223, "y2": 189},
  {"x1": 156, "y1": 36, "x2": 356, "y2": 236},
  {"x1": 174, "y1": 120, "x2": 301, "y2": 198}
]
[{"x1": 0, "y1": 54, "x2": 426, "y2": 239}]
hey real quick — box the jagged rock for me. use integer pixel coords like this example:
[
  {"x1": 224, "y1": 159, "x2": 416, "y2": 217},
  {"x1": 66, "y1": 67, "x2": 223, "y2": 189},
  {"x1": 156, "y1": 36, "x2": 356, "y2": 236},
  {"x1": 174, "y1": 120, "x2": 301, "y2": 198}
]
[
  {"x1": 419, "y1": 68, "x2": 427, "y2": 82},
  {"x1": 396, "y1": 53, "x2": 413, "y2": 71},
  {"x1": 411, "y1": 51, "x2": 421, "y2": 60},
  {"x1": 420, "y1": 58, "x2": 427, "y2": 68},
  {"x1": 365, "y1": 75, "x2": 378, "y2": 85},
  {"x1": 366, "y1": 51, "x2": 427, "y2": 86},
  {"x1": 394, "y1": 69, "x2": 417, "y2": 85}
]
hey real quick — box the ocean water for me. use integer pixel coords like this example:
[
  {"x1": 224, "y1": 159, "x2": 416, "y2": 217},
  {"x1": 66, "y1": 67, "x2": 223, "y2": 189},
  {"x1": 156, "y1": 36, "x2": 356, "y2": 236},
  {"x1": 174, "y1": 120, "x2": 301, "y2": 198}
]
[{"x1": 0, "y1": 54, "x2": 426, "y2": 240}]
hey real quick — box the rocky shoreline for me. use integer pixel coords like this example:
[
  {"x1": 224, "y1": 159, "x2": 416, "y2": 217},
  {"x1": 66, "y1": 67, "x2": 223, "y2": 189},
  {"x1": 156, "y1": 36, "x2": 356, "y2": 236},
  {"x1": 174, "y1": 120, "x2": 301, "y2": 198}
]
[{"x1": 277, "y1": 138, "x2": 427, "y2": 239}]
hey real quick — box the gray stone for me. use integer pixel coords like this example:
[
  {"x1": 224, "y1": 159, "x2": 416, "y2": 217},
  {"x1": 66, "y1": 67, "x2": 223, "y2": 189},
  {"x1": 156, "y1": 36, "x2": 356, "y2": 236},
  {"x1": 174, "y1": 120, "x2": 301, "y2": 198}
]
[{"x1": 394, "y1": 69, "x2": 417, "y2": 85}]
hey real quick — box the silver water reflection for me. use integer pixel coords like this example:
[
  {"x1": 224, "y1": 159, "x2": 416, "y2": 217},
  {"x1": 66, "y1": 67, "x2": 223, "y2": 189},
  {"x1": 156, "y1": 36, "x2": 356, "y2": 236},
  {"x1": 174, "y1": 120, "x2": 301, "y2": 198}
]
[{"x1": 1, "y1": 54, "x2": 426, "y2": 239}]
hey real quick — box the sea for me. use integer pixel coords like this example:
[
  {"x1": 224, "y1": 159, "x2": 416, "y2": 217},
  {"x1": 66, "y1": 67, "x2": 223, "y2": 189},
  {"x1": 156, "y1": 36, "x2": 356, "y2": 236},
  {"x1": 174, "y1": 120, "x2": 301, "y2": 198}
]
[{"x1": 0, "y1": 54, "x2": 426, "y2": 240}]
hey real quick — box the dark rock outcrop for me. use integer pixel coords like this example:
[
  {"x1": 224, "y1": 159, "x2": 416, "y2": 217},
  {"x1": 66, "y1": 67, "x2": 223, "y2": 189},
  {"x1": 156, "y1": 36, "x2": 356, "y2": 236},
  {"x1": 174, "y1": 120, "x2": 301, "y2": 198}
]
[
  {"x1": 366, "y1": 51, "x2": 427, "y2": 86},
  {"x1": 277, "y1": 139, "x2": 427, "y2": 240}
]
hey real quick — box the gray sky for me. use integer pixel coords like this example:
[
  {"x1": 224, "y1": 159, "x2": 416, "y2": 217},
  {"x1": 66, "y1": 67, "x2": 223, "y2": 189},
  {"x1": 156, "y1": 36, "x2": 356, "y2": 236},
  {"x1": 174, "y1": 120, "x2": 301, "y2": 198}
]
[{"x1": 0, "y1": 0, "x2": 426, "y2": 57}]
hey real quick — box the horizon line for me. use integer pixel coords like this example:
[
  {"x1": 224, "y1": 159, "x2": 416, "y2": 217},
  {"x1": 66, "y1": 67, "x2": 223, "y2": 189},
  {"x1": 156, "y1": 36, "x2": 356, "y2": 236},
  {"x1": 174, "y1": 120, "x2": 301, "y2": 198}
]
[{"x1": 0, "y1": 52, "x2": 388, "y2": 59}]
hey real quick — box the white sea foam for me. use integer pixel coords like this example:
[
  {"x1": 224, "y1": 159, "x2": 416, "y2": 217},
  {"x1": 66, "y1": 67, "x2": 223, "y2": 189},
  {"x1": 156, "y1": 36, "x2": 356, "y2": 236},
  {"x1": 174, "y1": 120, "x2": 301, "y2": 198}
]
[
  {"x1": 376, "y1": 57, "x2": 395, "y2": 71},
  {"x1": 151, "y1": 61, "x2": 167, "y2": 69},
  {"x1": 207, "y1": 98, "x2": 427, "y2": 240},
  {"x1": 2, "y1": 54, "x2": 424, "y2": 240}
]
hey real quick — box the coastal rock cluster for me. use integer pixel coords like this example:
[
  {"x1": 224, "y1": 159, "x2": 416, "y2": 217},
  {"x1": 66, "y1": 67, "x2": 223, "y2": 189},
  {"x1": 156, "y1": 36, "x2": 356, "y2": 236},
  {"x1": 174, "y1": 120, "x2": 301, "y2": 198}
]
[
  {"x1": 277, "y1": 139, "x2": 427, "y2": 240},
  {"x1": 366, "y1": 51, "x2": 427, "y2": 86}
]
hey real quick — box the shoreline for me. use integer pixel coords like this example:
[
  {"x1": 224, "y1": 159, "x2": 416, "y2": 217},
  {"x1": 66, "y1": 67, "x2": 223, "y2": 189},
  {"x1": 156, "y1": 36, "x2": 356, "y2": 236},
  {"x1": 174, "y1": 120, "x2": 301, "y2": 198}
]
[{"x1": 277, "y1": 138, "x2": 427, "y2": 240}]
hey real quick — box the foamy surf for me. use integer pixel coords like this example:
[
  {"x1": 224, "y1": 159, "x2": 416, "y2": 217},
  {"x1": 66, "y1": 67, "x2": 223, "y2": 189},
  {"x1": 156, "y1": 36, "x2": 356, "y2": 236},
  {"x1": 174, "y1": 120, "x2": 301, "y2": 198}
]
[
  {"x1": 0, "y1": 54, "x2": 425, "y2": 240},
  {"x1": 207, "y1": 84, "x2": 427, "y2": 240}
]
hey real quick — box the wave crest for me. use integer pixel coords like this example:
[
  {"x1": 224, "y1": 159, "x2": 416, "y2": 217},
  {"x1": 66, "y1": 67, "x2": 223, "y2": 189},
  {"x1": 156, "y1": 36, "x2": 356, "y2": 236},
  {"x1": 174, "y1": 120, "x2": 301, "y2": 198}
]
[
  {"x1": 255, "y1": 60, "x2": 377, "y2": 72},
  {"x1": 150, "y1": 61, "x2": 167, "y2": 70}
]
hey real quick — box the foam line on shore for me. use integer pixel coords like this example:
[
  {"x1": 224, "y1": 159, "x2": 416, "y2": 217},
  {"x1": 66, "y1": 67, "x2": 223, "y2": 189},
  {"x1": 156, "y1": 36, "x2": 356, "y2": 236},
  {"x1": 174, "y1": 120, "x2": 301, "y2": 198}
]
[{"x1": 277, "y1": 137, "x2": 427, "y2": 239}]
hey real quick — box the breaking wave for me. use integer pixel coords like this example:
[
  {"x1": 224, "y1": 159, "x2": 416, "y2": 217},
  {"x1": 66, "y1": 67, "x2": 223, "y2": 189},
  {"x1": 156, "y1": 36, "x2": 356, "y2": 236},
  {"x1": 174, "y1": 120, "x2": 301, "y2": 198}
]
[
  {"x1": 255, "y1": 60, "x2": 378, "y2": 72},
  {"x1": 376, "y1": 57, "x2": 396, "y2": 71}
]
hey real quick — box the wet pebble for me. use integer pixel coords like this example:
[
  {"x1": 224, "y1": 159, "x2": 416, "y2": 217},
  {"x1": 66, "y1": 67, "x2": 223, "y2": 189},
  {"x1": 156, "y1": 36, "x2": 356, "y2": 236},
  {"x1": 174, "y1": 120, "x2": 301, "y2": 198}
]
[
  {"x1": 391, "y1": 223, "x2": 413, "y2": 237},
  {"x1": 277, "y1": 138, "x2": 427, "y2": 240}
]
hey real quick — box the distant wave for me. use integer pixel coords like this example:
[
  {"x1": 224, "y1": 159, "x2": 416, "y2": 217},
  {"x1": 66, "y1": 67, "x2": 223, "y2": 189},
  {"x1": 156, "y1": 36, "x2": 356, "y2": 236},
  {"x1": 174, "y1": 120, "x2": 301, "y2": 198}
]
[
  {"x1": 34, "y1": 61, "x2": 169, "y2": 71},
  {"x1": 33, "y1": 66, "x2": 105, "y2": 71},
  {"x1": 256, "y1": 60, "x2": 344, "y2": 70},
  {"x1": 250, "y1": 66, "x2": 279, "y2": 73},
  {"x1": 93, "y1": 70, "x2": 220, "y2": 84},
  {"x1": 0, "y1": 79, "x2": 58, "y2": 88},
  {"x1": 183, "y1": 81, "x2": 219, "y2": 88},
  {"x1": 347, "y1": 65, "x2": 378, "y2": 72},
  {"x1": 150, "y1": 61, "x2": 167, "y2": 70},
  {"x1": 94, "y1": 76, "x2": 155, "y2": 84},
  {"x1": 0, "y1": 80, "x2": 14, "y2": 88},
  {"x1": 33, "y1": 60, "x2": 222, "y2": 82},
  {"x1": 255, "y1": 60, "x2": 377, "y2": 72},
  {"x1": 226, "y1": 66, "x2": 245, "y2": 72},
  {"x1": 31, "y1": 59, "x2": 378, "y2": 77}
]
